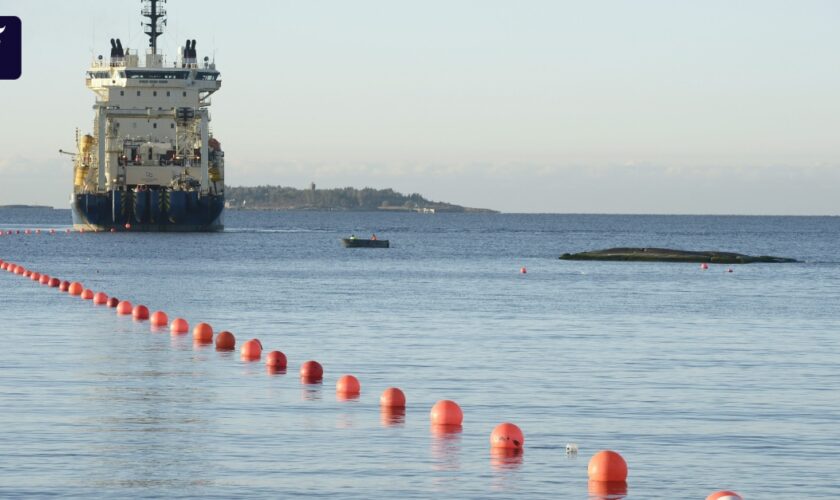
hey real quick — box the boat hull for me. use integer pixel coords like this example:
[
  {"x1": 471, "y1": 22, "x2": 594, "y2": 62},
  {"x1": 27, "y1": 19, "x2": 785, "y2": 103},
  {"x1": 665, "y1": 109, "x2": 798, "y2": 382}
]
[
  {"x1": 341, "y1": 238, "x2": 389, "y2": 248},
  {"x1": 71, "y1": 190, "x2": 224, "y2": 232}
]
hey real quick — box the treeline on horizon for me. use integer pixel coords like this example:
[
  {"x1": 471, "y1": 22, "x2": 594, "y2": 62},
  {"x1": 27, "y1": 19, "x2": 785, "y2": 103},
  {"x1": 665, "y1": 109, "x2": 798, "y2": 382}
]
[{"x1": 224, "y1": 185, "x2": 494, "y2": 212}]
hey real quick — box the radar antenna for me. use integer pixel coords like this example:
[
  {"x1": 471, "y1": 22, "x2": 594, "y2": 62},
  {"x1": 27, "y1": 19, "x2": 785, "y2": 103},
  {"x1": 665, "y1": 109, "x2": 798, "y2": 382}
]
[{"x1": 141, "y1": 0, "x2": 167, "y2": 54}]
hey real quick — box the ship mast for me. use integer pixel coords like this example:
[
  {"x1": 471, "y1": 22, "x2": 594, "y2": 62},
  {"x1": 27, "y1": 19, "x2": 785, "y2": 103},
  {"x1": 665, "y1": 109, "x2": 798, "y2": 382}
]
[{"x1": 141, "y1": 0, "x2": 166, "y2": 54}]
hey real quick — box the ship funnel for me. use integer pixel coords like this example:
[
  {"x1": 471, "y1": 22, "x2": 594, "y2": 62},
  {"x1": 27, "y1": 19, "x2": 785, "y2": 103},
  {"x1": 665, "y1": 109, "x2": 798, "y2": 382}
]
[
  {"x1": 116, "y1": 39, "x2": 124, "y2": 57},
  {"x1": 110, "y1": 38, "x2": 117, "y2": 57}
]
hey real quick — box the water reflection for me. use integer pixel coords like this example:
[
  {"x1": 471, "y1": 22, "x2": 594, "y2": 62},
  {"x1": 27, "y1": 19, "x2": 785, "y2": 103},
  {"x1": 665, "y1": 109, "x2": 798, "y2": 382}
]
[
  {"x1": 380, "y1": 407, "x2": 405, "y2": 427},
  {"x1": 430, "y1": 424, "x2": 462, "y2": 471},
  {"x1": 193, "y1": 338, "x2": 212, "y2": 348},
  {"x1": 490, "y1": 447, "x2": 524, "y2": 471},
  {"x1": 301, "y1": 382, "x2": 322, "y2": 401},
  {"x1": 588, "y1": 480, "x2": 628, "y2": 499},
  {"x1": 266, "y1": 365, "x2": 286, "y2": 376},
  {"x1": 336, "y1": 392, "x2": 360, "y2": 402}
]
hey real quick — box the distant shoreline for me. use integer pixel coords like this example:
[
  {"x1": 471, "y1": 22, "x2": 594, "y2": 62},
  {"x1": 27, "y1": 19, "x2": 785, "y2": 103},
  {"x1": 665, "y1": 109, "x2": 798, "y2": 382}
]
[{"x1": 0, "y1": 205, "x2": 55, "y2": 210}]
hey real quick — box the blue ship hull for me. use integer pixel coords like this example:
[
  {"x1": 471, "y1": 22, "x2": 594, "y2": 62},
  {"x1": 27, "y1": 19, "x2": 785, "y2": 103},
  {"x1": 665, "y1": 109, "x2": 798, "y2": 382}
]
[{"x1": 72, "y1": 190, "x2": 224, "y2": 232}]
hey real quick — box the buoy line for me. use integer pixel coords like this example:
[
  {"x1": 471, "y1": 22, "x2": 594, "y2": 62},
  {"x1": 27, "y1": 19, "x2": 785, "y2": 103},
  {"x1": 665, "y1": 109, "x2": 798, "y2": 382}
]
[{"x1": 2, "y1": 228, "x2": 747, "y2": 498}]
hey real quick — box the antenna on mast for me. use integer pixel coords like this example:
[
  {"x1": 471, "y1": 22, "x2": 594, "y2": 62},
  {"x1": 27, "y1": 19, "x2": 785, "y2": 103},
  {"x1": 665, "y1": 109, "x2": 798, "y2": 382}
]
[{"x1": 141, "y1": 0, "x2": 167, "y2": 54}]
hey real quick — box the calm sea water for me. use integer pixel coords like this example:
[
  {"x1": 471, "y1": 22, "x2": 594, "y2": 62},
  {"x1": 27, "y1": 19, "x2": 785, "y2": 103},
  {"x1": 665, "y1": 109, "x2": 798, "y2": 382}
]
[{"x1": 1, "y1": 208, "x2": 838, "y2": 498}]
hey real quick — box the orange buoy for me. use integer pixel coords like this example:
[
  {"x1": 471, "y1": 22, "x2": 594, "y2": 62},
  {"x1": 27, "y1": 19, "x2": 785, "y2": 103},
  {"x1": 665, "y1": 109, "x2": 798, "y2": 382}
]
[
  {"x1": 170, "y1": 317, "x2": 189, "y2": 334},
  {"x1": 48, "y1": 277, "x2": 60, "y2": 287},
  {"x1": 192, "y1": 322, "x2": 213, "y2": 342},
  {"x1": 490, "y1": 422, "x2": 524, "y2": 450},
  {"x1": 240, "y1": 339, "x2": 262, "y2": 360},
  {"x1": 68, "y1": 282, "x2": 84, "y2": 296},
  {"x1": 150, "y1": 310, "x2": 168, "y2": 327},
  {"x1": 588, "y1": 450, "x2": 628, "y2": 482},
  {"x1": 59, "y1": 280, "x2": 70, "y2": 292},
  {"x1": 701, "y1": 262, "x2": 709, "y2": 270},
  {"x1": 81, "y1": 289, "x2": 94, "y2": 300},
  {"x1": 110, "y1": 228, "x2": 116, "y2": 233},
  {"x1": 520, "y1": 266, "x2": 527, "y2": 274},
  {"x1": 15, "y1": 266, "x2": 25, "y2": 275},
  {"x1": 706, "y1": 491, "x2": 742, "y2": 500},
  {"x1": 336, "y1": 375, "x2": 361, "y2": 395},
  {"x1": 106, "y1": 297, "x2": 119, "y2": 307},
  {"x1": 132, "y1": 304, "x2": 150, "y2": 320},
  {"x1": 215, "y1": 330, "x2": 236, "y2": 350},
  {"x1": 124, "y1": 223, "x2": 131, "y2": 230},
  {"x1": 23, "y1": 270, "x2": 32, "y2": 277},
  {"x1": 380, "y1": 387, "x2": 406, "y2": 408},
  {"x1": 39, "y1": 274, "x2": 50, "y2": 285},
  {"x1": 266, "y1": 350, "x2": 287, "y2": 368},
  {"x1": 116, "y1": 300, "x2": 133, "y2": 315},
  {"x1": 430, "y1": 400, "x2": 463, "y2": 426},
  {"x1": 29, "y1": 272, "x2": 41, "y2": 281},
  {"x1": 24, "y1": 229, "x2": 31, "y2": 235},
  {"x1": 92, "y1": 292, "x2": 108, "y2": 305},
  {"x1": 300, "y1": 360, "x2": 324, "y2": 381}
]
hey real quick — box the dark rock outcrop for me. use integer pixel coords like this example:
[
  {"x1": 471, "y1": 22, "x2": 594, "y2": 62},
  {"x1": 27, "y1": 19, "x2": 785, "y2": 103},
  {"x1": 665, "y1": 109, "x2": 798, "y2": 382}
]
[{"x1": 559, "y1": 247, "x2": 797, "y2": 264}]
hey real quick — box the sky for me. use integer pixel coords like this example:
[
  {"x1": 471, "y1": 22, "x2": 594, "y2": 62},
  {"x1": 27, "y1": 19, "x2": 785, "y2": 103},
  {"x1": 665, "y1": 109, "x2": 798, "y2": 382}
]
[{"x1": 0, "y1": 0, "x2": 838, "y2": 214}]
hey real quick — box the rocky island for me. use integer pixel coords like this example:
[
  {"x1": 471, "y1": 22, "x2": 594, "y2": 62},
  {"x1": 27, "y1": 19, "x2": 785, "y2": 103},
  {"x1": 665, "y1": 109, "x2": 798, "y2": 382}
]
[
  {"x1": 224, "y1": 185, "x2": 496, "y2": 213},
  {"x1": 559, "y1": 247, "x2": 797, "y2": 264}
]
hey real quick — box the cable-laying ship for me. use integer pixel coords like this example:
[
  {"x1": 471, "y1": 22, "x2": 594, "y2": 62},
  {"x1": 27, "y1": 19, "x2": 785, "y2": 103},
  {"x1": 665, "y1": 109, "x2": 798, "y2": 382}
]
[{"x1": 69, "y1": 0, "x2": 224, "y2": 231}]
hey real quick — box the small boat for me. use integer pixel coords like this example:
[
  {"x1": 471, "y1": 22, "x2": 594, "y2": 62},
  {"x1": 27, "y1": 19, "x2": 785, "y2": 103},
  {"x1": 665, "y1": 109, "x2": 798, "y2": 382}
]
[{"x1": 341, "y1": 238, "x2": 389, "y2": 248}]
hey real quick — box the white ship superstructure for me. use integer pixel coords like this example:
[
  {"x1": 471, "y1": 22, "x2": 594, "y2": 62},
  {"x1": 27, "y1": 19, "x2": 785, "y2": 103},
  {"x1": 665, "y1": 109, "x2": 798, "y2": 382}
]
[{"x1": 70, "y1": 0, "x2": 225, "y2": 231}]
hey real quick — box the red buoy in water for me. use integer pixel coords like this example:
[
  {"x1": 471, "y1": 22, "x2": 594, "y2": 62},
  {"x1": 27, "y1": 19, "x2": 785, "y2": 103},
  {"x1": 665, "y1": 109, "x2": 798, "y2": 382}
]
[
  {"x1": 80, "y1": 289, "x2": 94, "y2": 300},
  {"x1": 39, "y1": 274, "x2": 50, "y2": 285},
  {"x1": 240, "y1": 339, "x2": 262, "y2": 360},
  {"x1": 132, "y1": 304, "x2": 150, "y2": 320},
  {"x1": 30, "y1": 272, "x2": 41, "y2": 281},
  {"x1": 300, "y1": 360, "x2": 324, "y2": 381},
  {"x1": 380, "y1": 387, "x2": 406, "y2": 408},
  {"x1": 336, "y1": 375, "x2": 361, "y2": 395},
  {"x1": 490, "y1": 422, "x2": 524, "y2": 450},
  {"x1": 265, "y1": 350, "x2": 287, "y2": 368},
  {"x1": 588, "y1": 450, "x2": 628, "y2": 482},
  {"x1": 150, "y1": 311, "x2": 168, "y2": 327},
  {"x1": 215, "y1": 330, "x2": 235, "y2": 350},
  {"x1": 48, "y1": 277, "x2": 60, "y2": 287},
  {"x1": 106, "y1": 297, "x2": 119, "y2": 307},
  {"x1": 93, "y1": 292, "x2": 108, "y2": 305},
  {"x1": 430, "y1": 400, "x2": 463, "y2": 426},
  {"x1": 706, "y1": 491, "x2": 743, "y2": 500},
  {"x1": 170, "y1": 317, "x2": 189, "y2": 334},
  {"x1": 520, "y1": 266, "x2": 527, "y2": 274},
  {"x1": 68, "y1": 282, "x2": 84, "y2": 296},
  {"x1": 124, "y1": 223, "x2": 131, "y2": 230},
  {"x1": 23, "y1": 270, "x2": 32, "y2": 278},
  {"x1": 700, "y1": 262, "x2": 709, "y2": 270},
  {"x1": 59, "y1": 280, "x2": 70, "y2": 292},
  {"x1": 192, "y1": 322, "x2": 213, "y2": 342},
  {"x1": 116, "y1": 300, "x2": 133, "y2": 315}
]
